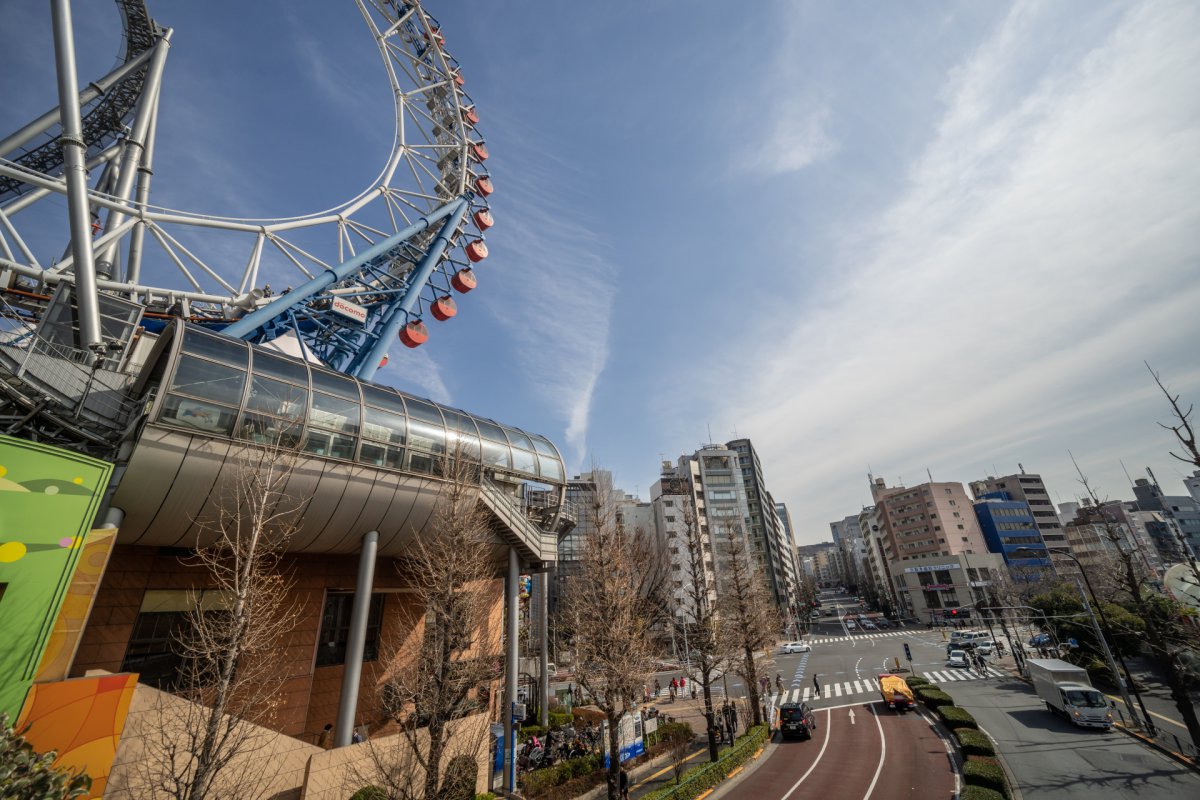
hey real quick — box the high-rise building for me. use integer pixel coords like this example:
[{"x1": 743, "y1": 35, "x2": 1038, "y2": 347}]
[
  {"x1": 972, "y1": 494, "x2": 1054, "y2": 580},
  {"x1": 969, "y1": 470, "x2": 1071, "y2": 573},
  {"x1": 728, "y1": 438, "x2": 798, "y2": 616},
  {"x1": 1131, "y1": 475, "x2": 1200, "y2": 559},
  {"x1": 830, "y1": 514, "x2": 869, "y2": 592},
  {"x1": 650, "y1": 463, "x2": 716, "y2": 627},
  {"x1": 1185, "y1": 470, "x2": 1200, "y2": 504}
]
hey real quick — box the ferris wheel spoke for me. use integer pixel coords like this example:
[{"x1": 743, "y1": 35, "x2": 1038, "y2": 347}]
[
  {"x1": 238, "y1": 231, "x2": 266, "y2": 296},
  {"x1": 0, "y1": 207, "x2": 40, "y2": 269},
  {"x1": 267, "y1": 234, "x2": 335, "y2": 280},
  {"x1": 146, "y1": 225, "x2": 204, "y2": 292},
  {"x1": 148, "y1": 224, "x2": 238, "y2": 295},
  {"x1": 345, "y1": 217, "x2": 387, "y2": 242}
]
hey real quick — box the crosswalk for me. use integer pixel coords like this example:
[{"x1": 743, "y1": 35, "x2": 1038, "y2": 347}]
[
  {"x1": 770, "y1": 666, "x2": 1004, "y2": 706},
  {"x1": 808, "y1": 631, "x2": 910, "y2": 644}
]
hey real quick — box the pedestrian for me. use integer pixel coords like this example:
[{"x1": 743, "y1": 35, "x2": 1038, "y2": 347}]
[
  {"x1": 679, "y1": 676, "x2": 686, "y2": 691},
  {"x1": 654, "y1": 678, "x2": 662, "y2": 698},
  {"x1": 620, "y1": 766, "x2": 630, "y2": 800},
  {"x1": 643, "y1": 684, "x2": 650, "y2": 704},
  {"x1": 775, "y1": 673, "x2": 783, "y2": 694},
  {"x1": 759, "y1": 676, "x2": 769, "y2": 695},
  {"x1": 690, "y1": 685, "x2": 697, "y2": 701},
  {"x1": 669, "y1": 677, "x2": 678, "y2": 701},
  {"x1": 730, "y1": 702, "x2": 738, "y2": 733},
  {"x1": 351, "y1": 728, "x2": 364, "y2": 744},
  {"x1": 812, "y1": 674, "x2": 821, "y2": 698},
  {"x1": 317, "y1": 723, "x2": 333, "y2": 749}
]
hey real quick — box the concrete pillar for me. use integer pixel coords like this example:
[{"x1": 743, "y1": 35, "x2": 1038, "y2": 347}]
[
  {"x1": 504, "y1": 547, "x2": 520, "y2": 791},
  {"x1": 335, "y1": 530, "x2": 378, "y2": 747}
]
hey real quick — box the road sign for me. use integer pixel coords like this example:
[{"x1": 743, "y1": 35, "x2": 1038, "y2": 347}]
[{"x1": 903, "y1": 643, "x2": 912, "y2": 662}]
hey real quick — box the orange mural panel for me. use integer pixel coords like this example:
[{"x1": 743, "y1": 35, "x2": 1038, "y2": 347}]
[
  {"x1": 16, "y1": 672, "x2": 138, "y2": 799},
  {"x1": 34, "y1": 529, "x2": 119, "y2": 683}
]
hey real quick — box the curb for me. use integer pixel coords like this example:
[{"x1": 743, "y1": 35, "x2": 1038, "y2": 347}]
[{"x1": 1112, "y1": 722, "x2": 1200, "y2": 774}]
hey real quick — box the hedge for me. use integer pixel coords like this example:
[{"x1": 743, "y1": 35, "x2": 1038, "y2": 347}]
[
  {"x1": 475, "y1": 795, "x2": 497, "y2": 800},
  {"x1": 642, "y1": 724, "x2": 770, "y2": 800},
  {"x1": 548, "y1": 710, "x2": 573, "y2": 728},
  {"x1": 905, "y1": 676, "x2": 931, "y2": 689},
  {"x1": 517, "y1": 724, "x2": 547, "y2": 743},
  {"x1": 955, "y1": 729, "x2": 995, "y2": 758},
  {"x1": 963, "y1": 760, "x2": 1009, "y2": 798},
  {"x1": 349, "y1": 788, "x2": 386, "y2": 800},
  {"x1": 521, "y1": 754, "x2": 602, "y2": 798},
  {"x1": 915, "y1": 687, "x2": 954, "y2": 709},
  {"x1": 959, "y1": 786, "x2": 1006, "y2": 800},
  {"x1": 937, "y1": 705, "x2": 978, "y2": 730}
]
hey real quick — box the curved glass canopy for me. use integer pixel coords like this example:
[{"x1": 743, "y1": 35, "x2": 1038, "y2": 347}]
[{"x1": 152, "y1": 325, "x2": 565, "y2": 485}]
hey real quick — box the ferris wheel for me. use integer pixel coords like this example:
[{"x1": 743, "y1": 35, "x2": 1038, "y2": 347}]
[{"x1": 0, "y1": 0, "x2": 493, "y2": 381}]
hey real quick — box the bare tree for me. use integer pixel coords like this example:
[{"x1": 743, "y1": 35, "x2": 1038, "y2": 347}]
[
  {"x1": 136, "y1": 430, "x2": 304, "y2": 800},
  {"x1": 716, "y1": 523, "x2": 781, "y2": 728},
  {"x1": 1149, "y1": 363, "x2": 1200, "y2": 470},
  {"x1": 562, "y1": 479, "x2": 656, "y2": 800},
  {"x1": 360, "y1": 453, "x2": 501, "y2": 800},
  {"x1": 1073, "y1": 465, "x2": 1200, "y2": 750},
  {"x1": 675, "y1": 505, "x2": 725, "y2": 762}
]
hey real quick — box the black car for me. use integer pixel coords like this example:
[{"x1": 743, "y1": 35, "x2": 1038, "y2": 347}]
[{"x1": 779, "y1": 702, "x2": 817, "y2": 740}]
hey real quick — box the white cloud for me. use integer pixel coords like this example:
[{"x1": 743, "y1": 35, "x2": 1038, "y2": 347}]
[
  {"x1": 701, "y1": 0, "x2": 1200, "y2": 540},
  {"x1": 481, "y1": 123, "x2": 618, "y2": 465},
  {"x1": 740, "y1": 100, "x2": 837, "y2": 177}
]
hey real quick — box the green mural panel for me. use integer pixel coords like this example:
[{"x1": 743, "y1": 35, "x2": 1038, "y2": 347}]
[{"x1": 0, "y1": 434, "x2": 113, "y2": 718}]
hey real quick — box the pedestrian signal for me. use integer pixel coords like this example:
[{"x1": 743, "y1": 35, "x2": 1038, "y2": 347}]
[{"x1": 903, "y1": 643, "x2": 912, "y2": 662}]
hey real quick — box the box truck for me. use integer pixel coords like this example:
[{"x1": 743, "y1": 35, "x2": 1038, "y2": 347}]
[{"x1": 1027, "y1": 659, "x2": 1113, "y2": 729}]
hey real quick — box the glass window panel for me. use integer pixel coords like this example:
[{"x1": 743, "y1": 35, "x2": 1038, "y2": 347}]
[
  {"x1": 407, "y1": 418, "x2": 446, "y2": 453},
  {"x1": 480, "y1": 438, "x2": 511, "y2": 468},
  {"x1": 310, "y1": 366, "x2": 360, "y2": 399},
  {"x1": 237, "y1": 413, "x2": 301, "y2": 448},
  {"x1": 304, "y1": 431, "x2": 356, "y2": 460},
  {"x1": 474, "y1": 417, "x2": 509, "y2": 443},
  {"x1": 512, "y1": 448, "x2": 537, "y2": 475},
  {"x1": 170, "y1": 355, "x2": 245, "y2": 406},
  {"x1": 441, "y1": 409, "x2": 479, "y2": 436},
  {"x1": 529, "y1": 435, "x2": 558, "y2": 457},
  {"x1": 407, "y1": 450, "x2": 442, "y2": 475},
  {"x1": 505, "y1": 428, "x2": 535, "y2": 451},
  {"x1": 246, "y1": 375, "x2": 306, "y2": 419},
  {"x1": 538, "y1": 454, "x2": 564, "y2": 482},
  {"x1": 181, "y1": 329, "x2": 248, "y2": 367},
  {"x1": 447, "y1": 431, "x2": 481, "y2": 461},
  {"x1": 361, "y1": 383, "x2": 401, "y2": 409},
  {"x1": 310, "y1": 391, "x2": 360, "y2": 434},
  {"x1": 160, "y1": 394, "x2": 237, "y2": 435},
  {"x1": 251, "y1": 351, "x2": 308, "y2": 385},
  {"x1": 404, "y1": 397, "x2": 444, "y2": 426},
  {"x1": 363, "y1": 407, "x2": 406, "y2": 445},
  {"x1": 315, "y1": 593, "x2": 384, "y2": 666},
  {"x1": 359, "y1": 442, "x2": 405, "y2": 469}
]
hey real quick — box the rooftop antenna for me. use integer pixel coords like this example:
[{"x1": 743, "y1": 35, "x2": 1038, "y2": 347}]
[
  {"x1": 1146, "y1": 466, "x2": 1162, "y2": 491},
  {"x1": 991, "y1": 464, "x2": 999, "y2": 477},
  {"x1": 926, "y1": 467, "x2": 934, "y2": 483},
  {"x1": 1119, "y1": 459, "x2": 1135, "y2": 488}
]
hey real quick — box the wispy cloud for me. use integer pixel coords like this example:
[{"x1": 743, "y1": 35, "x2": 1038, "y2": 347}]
[
  {"x1": 701, "y1": 0, "x2": 1200, "y2": 538},
  {"x1": 482, "y1": 115, "x2": 618, "y2": 464},
  {"x1": 377, "y1": 346, "x2": 451, "y2": 404}
]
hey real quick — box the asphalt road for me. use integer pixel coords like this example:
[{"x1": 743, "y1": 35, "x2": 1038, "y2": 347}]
[{"x1": 940, "y1": 676, "x2": 1200, "y2": 799}]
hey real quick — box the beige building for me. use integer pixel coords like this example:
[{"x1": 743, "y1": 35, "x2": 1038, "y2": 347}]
[
  {"x1": 870, "y1": 477, "x2": 990, "y2": 563},
  {"x1": 892, "y1": 552, "x2": 1008, "y2": 623}
]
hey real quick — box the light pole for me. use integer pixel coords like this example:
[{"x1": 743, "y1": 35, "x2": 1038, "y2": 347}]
[{"x1": 1015, "y1": 547, "x2": 1154, "y2": 734}]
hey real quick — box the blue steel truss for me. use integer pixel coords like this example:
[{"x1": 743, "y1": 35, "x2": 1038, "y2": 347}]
[{"x1": 221, "y1": 196, "x2": 469, "y2": 380}]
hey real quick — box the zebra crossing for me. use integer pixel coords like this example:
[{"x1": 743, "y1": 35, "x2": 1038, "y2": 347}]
[
  {"x1": 808, "y1": 631, "x2": 909, "y2": 644},
  {"x1": 770, "y1": 666, "x2": 1003, "y2": 706}
]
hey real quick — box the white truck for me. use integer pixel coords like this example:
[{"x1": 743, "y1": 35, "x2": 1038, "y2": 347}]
[{"x1": 1027, "y1": 659, "x2": 1113, "y2": 729}]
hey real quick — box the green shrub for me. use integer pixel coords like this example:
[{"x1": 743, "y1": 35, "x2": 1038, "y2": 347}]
[
  {"x1": 641, "y1": 724, "x2": 770, "y2": 800},
  {"x1": 915, "y1": 687, "x2": 954, "y2": 709},
  {"x1": 905, "y1": 676, "x2": 931, "y2": 688},
  {"x1": 548, "y1": 710, "x2": 573, "y2": 728},
  {"x1": 0, "y1": 714, "x2": 91, "y2": 800},
  {"x1": 475, "y1": 795, "x2": 497, "y2": 800},
  {"x1": 349, "y1": 788, "x2": 387, "y2": 800},
  {"x1": 938, "y1": 705, "x2": 978, "y2": 730},
  {"x1": 959, "y1": 786, "x2": 1006, "y2": 800},
  {"x1": 963, "y1": 760, "x2": 1009, "y2": 798},
  {"x1": 521, "y1": 754, "x2": 602, "y2": 798},
  {"x1": 955, "y1": 729, "x2": 995, "y2": 757},
  {"x1": 517, "y1": 724, "x2": 547, "y2": 742}
]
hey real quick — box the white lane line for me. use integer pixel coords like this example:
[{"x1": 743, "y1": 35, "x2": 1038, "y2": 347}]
[
  {"x1": 779, "y1": 707, "x2": 833, "y2": 800},
  {"x1": 833, "y1": 683, "x2": 842, "y2": 698},
  {"x1": 853, "y1": 680, "x2": 864, "y2": 694},
  {"x1": 924, "y1": 671, "x2": 941, "y2": 683},
  {"x1": 862, "y1": 704, "x2": 887, "y2": 800},
  {"x1": 802, "y1": 687, "x2": 811, "y2": 701}
]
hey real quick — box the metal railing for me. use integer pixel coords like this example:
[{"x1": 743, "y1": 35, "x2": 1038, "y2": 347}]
[{"x1": 481, "y1": 476, "x2": 556, "y2": 562}]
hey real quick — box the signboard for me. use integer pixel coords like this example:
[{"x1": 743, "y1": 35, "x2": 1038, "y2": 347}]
[
  {"x1": 331, "y1": 296, "x2": 368, "y2": 324},
  {"x1": 904, "y1": 563, "x2": 959, "y2": 574},
  {"x1": 922, "y1": 584, "x2": 951, "y2": 591}
]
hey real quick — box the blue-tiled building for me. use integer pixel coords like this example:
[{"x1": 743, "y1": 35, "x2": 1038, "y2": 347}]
[{"x1": 973, "y1": 492, "x2": 1055, "y2": 580}]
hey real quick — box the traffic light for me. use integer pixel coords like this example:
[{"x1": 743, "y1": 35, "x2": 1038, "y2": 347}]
[
  {"x1": 950, "y1": 608, "x2": 959, "y2": 617},
  {"x1": 903, "y1": 643, "x2": 912, "y2": 662}
]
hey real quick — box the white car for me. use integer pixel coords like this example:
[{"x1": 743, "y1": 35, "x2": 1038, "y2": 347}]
[
  {"x1": 845, "y1": 620, "x2": 858, "y2": 630},
  {"x1": 780, "y1": 641, "x2": 812, "y2": 654},
  {"x1": 947, "y1": 650, "x2": 969, "y2": 669}
]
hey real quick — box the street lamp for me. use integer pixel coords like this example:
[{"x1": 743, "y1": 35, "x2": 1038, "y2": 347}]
[{"x1": 1013, "y1": 547, "x2": 1155, "y2": 735}]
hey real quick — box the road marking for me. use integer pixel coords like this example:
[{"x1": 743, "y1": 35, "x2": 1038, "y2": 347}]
[
  {"x1": 853, "y1": 680, "x2": 865, "y2": 694},
  {"x1": 849, "y1": 708, "x2": 856, "y2": 725},
  {"x1": 859, "y1": 705, "x2": 888, "y2": 800},
  {"x1": 802, "y1": 687, "x2": 812, "y2": 701},
  {"x1": 779, "y1": 708, "x2": 832, "y2": 800},
  {"x1": 833, "y1": 683, "x2": 842, "y2": 697},
  {"x1": 631, "y1": 741, "x2": 706, "y2": 789}
]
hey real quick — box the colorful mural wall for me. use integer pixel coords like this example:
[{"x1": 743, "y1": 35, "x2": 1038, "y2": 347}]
[{"x1": 0, "y1": 434, "x2": 113, "y2": 718}]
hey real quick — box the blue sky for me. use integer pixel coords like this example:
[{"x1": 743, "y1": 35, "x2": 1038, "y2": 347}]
[{"x1": 3, "y1": 1, "x2": 1199, "y2": 545}]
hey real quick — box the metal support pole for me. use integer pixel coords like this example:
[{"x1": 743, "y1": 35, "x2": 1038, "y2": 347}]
[
  {"x1": 335, "y1": 530, "x2": 379, "y2": 747},
  {"x1": 504, "y1": 547, "x2": 520, "y2": 792},
  {"x1": 352, "y1": 196, "x2": 469, "y2": 381},
  {"x1": 539, "y1": 572, "x2": 549, "y2": 728},
  {"x1": 125, "y1": 97, "x2": 161, "y2": 285},
  {"x1": 95, "y1": 30, "x2": 172, "y2": 280},
  {"x1": 50, "y1": 0, "x2": 102, "y2": 349}
]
